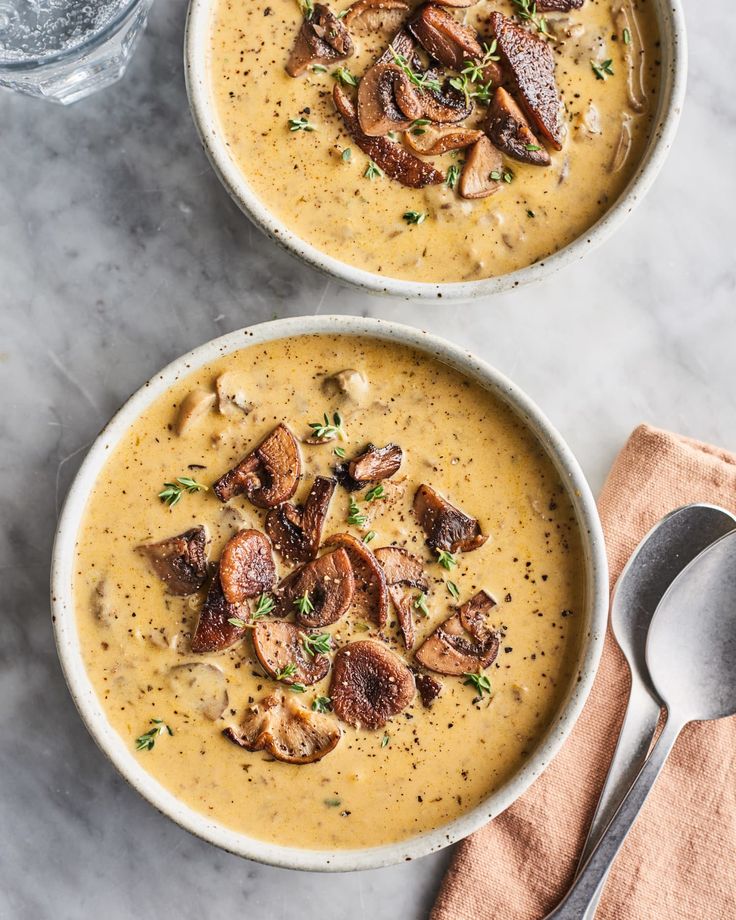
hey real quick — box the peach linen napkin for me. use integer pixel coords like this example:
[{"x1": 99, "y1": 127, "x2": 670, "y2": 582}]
[{"x1": 431, "y1": 425, "x2": 736, "y2": 920}]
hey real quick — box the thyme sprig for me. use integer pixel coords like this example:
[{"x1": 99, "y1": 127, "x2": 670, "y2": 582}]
[
  {"x1": 289, "y1": 115, "x2": 316, "y2": 132},
  {"x1": 511, "y1": 0, "x2": 554, "y2": 39},
  {"x1": 135, "y1": 719, "x2": 173, "y2": 752},
  {"x1": 294, "y1": 592, "x2": 315, "y2": 616},
  {"x1": 313, "y1": 696, "x2": 333, "y2": 713},
  {"x1": 302, "y1": 632, "x2": 332, "y2": 656},
  {"x1": 463, "y1": 672, "x2": 493, "y2": 697},
  {"x1": 389, "y1": 47, "x2": 442, "y2": 93},
  {"x1": 436, "y1": 549, "x2": 457, "y2": 570},
  {"x1": 309, "y1": 410, "x2": 345, "y2": 440},
  {"x1": 591, "y1": 59, "x2": 614, "y2": 81},
  {"x1": 158, "y1": 476, "x2": 207, "y2": 507}
]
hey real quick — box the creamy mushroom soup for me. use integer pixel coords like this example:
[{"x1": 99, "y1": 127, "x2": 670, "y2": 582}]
[
  {"x1": 74, "y1": 335, "x2": 586, "y2": 849},
  {"x1": 208, "y1": 0, "x2": 660, "y2": 283}
]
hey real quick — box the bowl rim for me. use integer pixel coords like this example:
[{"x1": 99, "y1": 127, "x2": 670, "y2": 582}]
[
  {"x1": 51, "y1": 315, "x2": 609, "y2": 871},
  {"x1": 183, "y1": 0, "x2": 687, "y2": 301}
]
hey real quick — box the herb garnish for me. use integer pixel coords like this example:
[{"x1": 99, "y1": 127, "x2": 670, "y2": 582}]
[
  {"x1": 308, "y1": 410, "x2": 345, "y2": 440},
  {"x1": 302, "y1": 632, "x2": 332, "y2": 656},
  {"x1": 436, "y1": 550, "x2": 457, "y2": 570},
  {"x1": 591, "y1": 59, "x2": 614, "y2": 81},
  {"x1": 389, "y1": 47, "x2": 442, "y2": 93},
  {"x1": 135, "y1": 719, "x2": 173, "y2": 752},
  {"x1": 623, "y1": 27, "x2": 631, "y2": 45},
  {"x1": 490, "y1": 168, "x2": 514, "y2": 184},
  {"x1": 341, "y1": 148, "x2": 352, "y2": 163},
  {"x1": 409, "y1": 118, "x2": 431, "y2": 136},
  {"x1": 525, "y1": 143, "x2": 542, "y2": 151},
  {"x1": 446, "y1": 163, "x2": 461, "y2": 189},
  {"x1": 414, "y1": 592, "x2": 430, "y2": 617},
  {"x1": 463, "y1": 672, "x2": 493, "y2": 696},
  {"x1": 333, "y1": 66, "x2": 358, "y2": 86},
  {"x1": 158, "y1": 476, "x2": 207, "y2": 507},
  {"x1": 324, "y1": 797, "x2": 341, "y2": 807},
  {"x1": 511, "y1": 0, "x2": 553, "y2": 39},
  {"x1": 288, "y1": 116, "x2": 316, "y2": 132},
  {"x1": 364, "y1": 160, "x2": 384, "y2": 180},
  {"x1": 227, "y1": 616, "x2": 247, "y2": 629},
  {"x1": 403, "y1": 210, "x2": 427, "y2": 225},
  {"x1": 311, "y1": 63, "x2": 327, "y2": 73},
  {"x1": 334, "y1": 445, "x2": 347, "y2": 457},
  {"x1": 446, "y1": 580, "x2": 461, "y2": 601},
  {"x1": 363, "y1": 530, "x2": 376, "y2": 544},
  {"x1": 299, "y1": 0, "x2": 314, "y2": 18},
  {"x1": 381, "y1": 734, "x2": 390, "y2": 748},
  {"x1": 312, "y1": 696, "x2": 333, "y2": 713},
  {"x1": 274, "y1": 663, "x2": 298, "y2": 681},
  {"x1": 364, "y1": 484, "x2": 384, "y2": 502},
  {"x1": 348, "y1": 497, "x2": 368, "y2": 527},
  {"x1": 253, "y1": 593, "x2": 275, "y2": 618},
  {"x1": 290, "y1": 683, "x2": 307, "y2": 693},
  {"x1": 294, "y1": 592, "x2": 315, "y2": 617}
]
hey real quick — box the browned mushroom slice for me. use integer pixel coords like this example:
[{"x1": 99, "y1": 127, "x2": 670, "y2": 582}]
[
  {"x1": 219, "y1": 529, "x2": 276, "y2": 605},
  {"x1": 286, "y1": 3, "x2": 354, "y2": 77},
  {"x1": 419, "y1": 73, "x2": 473, "y2": 124},
  {"x1": 485, "y1": 86, "x2": 551, "y2": 166},
  {"x1": 223, "y1": 692, "x2": 340, "y2": 764},
  {"x1": 409, "y1": 3, "x2": 481, "y2": 71},
  {"x1": 537, "y1": 0, "x2": 583, "y2": 10},
  {"x1": 266, "y1": 476, "x2": 336, "y2": 564},
  {"x1": 213, "y1": 423, "x2": 301, "y2": 508},
  {"x1": 350, "y1": 443, "x2": 403, "y2": 483},
  {"x1": 277, "y1": 548, "x2": 355, "y2": 628},
  {"x1": 191, "y1": 565, "x2": 249, "y2": 653},
  {"x1": 404, "y1": 125, "x2": 482, "y2": 155},
  {"x1": 414, "y1": 610, "x2": 500, "y2": 675},
  {"x1": 414, "y1": 671, "x2": 443, "y2": 707},
  {"x1": 459, "y1": 589, "x2": 497, "y2": 640},
  {"x1": 333, "y1": 84, "x2": 444, "y2": 189},
  {"x1": 374, "y1": 545, "x2": 428, "y2": 647},
  {"x1": 167, "y1": 663, "x2": 229, "y2": 720},
  {"x1": 458, "y1": 135, "x2": 503, "y2": 200},
  {"x1": 358, "y1": 62, "x2": 422, "y2": 137},
  {"x1": 137, "y1": 526, "x2": 208, "y2": 596},
  {"x1": 252, "y1": 620, "x2": 331, "y2": 686},
  {"x1": 490, "y1": 11, "x2": 563, "y2": 150},
  {"x1": 434, "y1": 0, "x2": 476, "y2": 6},
  {"x1": 344, "y1": 0, "x2": 410, "y2": 34},
  {"x1": 324, "y1": 533, "x2": 389, "y2": 626},
  {"x1": 330, "y1": 641, "x2": 415, "y2": 729},
  {"x1": 413, "y1": 483, "x2": 487, "y2": 553}
]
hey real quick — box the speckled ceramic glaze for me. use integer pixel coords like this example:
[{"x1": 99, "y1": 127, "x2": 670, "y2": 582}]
[
  {"x1": 51, "y1": 316, "x2": 608, "y2": 870},
  {"x1": 184, "y1": 2, "x2": 687, "y2": 300}
]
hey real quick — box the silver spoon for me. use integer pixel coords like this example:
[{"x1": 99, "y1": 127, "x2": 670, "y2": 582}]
[
  {"x1": 576, "y1": 504, "x2": 736, "y2": 918},
  {"x1": 545, "y1": 528, "x2": 736, "y2": 919}
]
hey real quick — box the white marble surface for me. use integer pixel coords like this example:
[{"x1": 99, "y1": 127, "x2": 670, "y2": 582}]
[{"x1": 1, "y1": 2, "x2": 735, "y2": 918}]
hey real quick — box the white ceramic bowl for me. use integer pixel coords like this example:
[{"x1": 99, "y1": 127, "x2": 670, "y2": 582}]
[
  {"x1": 184, "y1": 1, "x2": 687, "y2": 300},
  {"x1": 51, "y1": 315, "x2": 609, "y2": 870}
]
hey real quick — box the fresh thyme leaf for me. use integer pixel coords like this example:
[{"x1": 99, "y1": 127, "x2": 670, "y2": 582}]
[
  {"x1": 511, "y1": 0, "x2": 553, "y2": 39},
  {"x1": 591, "y1": 59, "x2": 614, "y2": 81},
  {"x1": 446, "y1": 580, "x2": 460, "y2": 601},
  {"x1": 381, "y1": 734, "x2": 390, "y2": 748},
  {"x1": 334, "y1": 445, "x2": 347, "y2": 457},
  {"x1": 288, "y1": 115, "x2": 316, "y2": 132},
  {"x1": 623, "y1": 27, "x2": 631, "y2": 45},
  {"x1": 490, "y1": 168, "x2": 514, "y2": 184},
  {"x1": 524, "y1": 143, "x2": 541, "y2": 151},
  {"x1": 436, "y1": 549, "x2": 457, "y2": 570},
  {"x1": 389, "y1": 47, "x2": 442, "y2": 93},
  {"x1": 290, "y1": 683, "x2": 307, "y2": 693},
  {"x1": 341, "y1": 148, "x2": 352, "y2": 163},
  {"x1": 299, "y1": 0, "x2": 314, "y2": 18},
  {"x1": 294, "y1": 592, "x2": 315, "y2": 616},
  {"x1": 409, "y1": 118, "x2": 431, "y2": 136},
  {"x1": 311, "y1": 63, "x2": 327, "y2": 73},
  {"x1": 333, "y1": 66, "x2": 358, "y2": 87},
  {"x1": 446, "y1": 163, "x2": 461, "y2": 189},
  {"x1": 158, "y1": 476, "x2": 207, "y2": 507},
  {"x1": 348, "y1": 497, "x2": 368, "y2": 527},
  {"x1": 363, "y1": 530, "x2": 376, "y2": 544},
  {"x1": 274, "y1": 662, "x2": 298, "y2": 681},
  {"x1": 227, "y1": 617, "x2": 247, "y2": 628},
  {"x1": 308, "y1": 410, "x2": 345, "y2": 440},
  {"x1": 312, "y1": 696, "x2": 333, "y2": 713},
  {"x1": 253, "y1": 593, "x2": 275, "y2": 619},
  {"x1": 324, "y1": 797, "x2": 341, "y2": 806},
  {"x1": 403, "y1": 210, "x2": 426, "y2": 225},
  {"x1": 364, "y1": 484, "x2": 384, "y2": 502},
  {"x1": 414, "y1": 592, "x2": 430, "y2": 617},
  {"x1": 364, "y1": 160, "x2": 384, "y2": 180},
  {"x1": 302, "y1": 632, "x2": 332, "y2": 656},
  {"x1": 135, "y1": 719, "x2": 173, "y2": 752},
  {"x1": 463, "y1": 671, "x2": 493, "y2": 697}
]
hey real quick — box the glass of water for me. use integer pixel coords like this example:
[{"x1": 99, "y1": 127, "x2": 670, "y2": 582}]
[{"x1": 0, "y1": 0, "x2": 153, "y2": 104}]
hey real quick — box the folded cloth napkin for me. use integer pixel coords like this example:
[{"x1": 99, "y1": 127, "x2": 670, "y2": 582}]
[{"x1": 431, "y1": 425, "x2": 736, "y2": 920}]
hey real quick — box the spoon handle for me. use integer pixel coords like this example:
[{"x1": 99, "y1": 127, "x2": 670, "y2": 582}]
[
  {"x1": 576, "y1": 682, "x2": 661, "y2": 918},
  {"x1": 544, "y1": 716, "x2": 681, "y2": 920}
]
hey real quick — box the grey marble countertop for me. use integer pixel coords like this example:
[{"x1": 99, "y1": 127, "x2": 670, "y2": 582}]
[{"x1": 1, "y1": 2, "x2": 734, "y2": 918}]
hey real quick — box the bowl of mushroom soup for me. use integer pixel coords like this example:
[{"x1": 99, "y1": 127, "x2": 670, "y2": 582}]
[
  {"x1": 185, "y1": 0, "x2": 686, "y2": 298},
  {"x1": 52, "y1": 315, "x2": 608, "y2": 868}
]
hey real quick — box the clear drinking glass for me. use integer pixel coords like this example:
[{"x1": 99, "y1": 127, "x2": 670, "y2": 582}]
[{"x1": 0, "y1": 0, "x2": 154, "y2": 104}]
